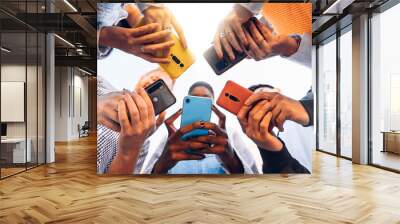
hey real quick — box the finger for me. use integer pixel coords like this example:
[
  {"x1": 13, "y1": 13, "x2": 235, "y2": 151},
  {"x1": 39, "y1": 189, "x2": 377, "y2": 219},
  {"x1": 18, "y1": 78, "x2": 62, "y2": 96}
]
[
  {"x1": 174, "y1": 121, "x2": 221, "y2": 140},
  {"x1": 232, "y1": 21, "x2": 248, "y2": 47},
  {"x1": 131, "y1": 23, "x2": 161, "y2": 37},
  {"x1": 260, "y1": 112, "x2": 273, "y2": 137},
  {"x1": 156, "y1": 111, "x2": 167, "y2": 128},
  {"x1": 171, "y1": 16, "x2": 187, "y2": 49},
  {"x1": 193, "y1": 121, "x2": 227, "y2": 137},
  {"x1": 192, "y1": 135, "x2": 227, "y2": 145},
  {"x1": 99, "y1": 117, "x2": 121, "y2": 132},
  {"x1": 249, "y1": 100, "x2": 270, "y2": 134},
  {"x1": 275, "y1": 112, "x2": 286, "y2": 132},
  {"x1": 271, "y1": 103, "x2": 284, "y2": 131},
  {"x1": 199, "y1": 145, "x2": 225, "y2": 155},
  {"x1": 224, "y1": 26, "x2": 242, "y2": 53},
  {"x1": 244, "y1": 92, "x2": 277, "y2": 106},
  {"x1": 101, "y1": 107, "x2": 119, "y2": 125},
  {"x1": 220, "y1": 32, "x2": 235, "y2": 61},
  {"x1": 137, "y1": 87, "x2": 155, "y2": 119},
  {"x1": 117, "y1": 100, "x2": 130, "y2": 131},
  {"x1": 254, "y1": 19, "x2": 273, "y2": 42},
  {"x1": 130, "y1": 91, "x2": 148, "y2": 122},
  {"x1": 171, "y1": 152, "x2": 205, "y2": 161},
  {"x1": 170, "y1": 141, "x2": 209, "y2": 152},
  {"x1": 214, "y1": 29, "x2": 224, "y2": 60},
  {"x1": 135, "y1": 29, "x2": 172, "y2": 44},
  {"x1": 165, "y1": 109, "x2": 182, "y2": 135},
  {"x1": 243, "y1": 28, "x2": 264, "y2": 60},
  {"x1": 123, "y1": 92, "x2": 140, "y2": 126},
  {"x1": 141, "y1": 41, "x2": 175, "y2": 54},
  {"x1": 248, "y1": 21, "x2": 271, "y2": 56},
  {"x1": 139, "y1": 53, "x2": 170, "y2": 64},
  {"x1": 248, "y1": 21, "x2": 265, "y2": 47},
  {"x1": 237, "y1": 105, "x2": 252, "y2": 128},
  {"x1": 212, "y1": 105, "x2": 226, "y2": 129}
]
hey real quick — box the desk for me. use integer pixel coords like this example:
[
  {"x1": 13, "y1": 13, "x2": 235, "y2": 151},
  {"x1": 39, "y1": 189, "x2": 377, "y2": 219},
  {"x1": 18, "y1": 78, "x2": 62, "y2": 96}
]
[
  {"x1": 1, "y1": 138, "x2": 31, "y2": 163},
  {"x1": 382, "y1": 131, "x2": 400, "y2": 154}
]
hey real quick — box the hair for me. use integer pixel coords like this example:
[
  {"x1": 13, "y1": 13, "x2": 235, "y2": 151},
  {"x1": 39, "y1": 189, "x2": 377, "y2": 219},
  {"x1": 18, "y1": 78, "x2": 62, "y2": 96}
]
[
  {"x1": 248, "y1": 84, "x2": 275, "y2": 92},
  {"x1": 188, "y1": 81, "x2": 214, "y2": 97}
]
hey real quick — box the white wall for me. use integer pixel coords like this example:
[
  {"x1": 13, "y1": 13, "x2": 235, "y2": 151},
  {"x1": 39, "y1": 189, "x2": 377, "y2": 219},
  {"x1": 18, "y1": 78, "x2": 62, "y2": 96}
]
[{"x1": 54, "y1": 67, "x2": 89, "y2": 141}]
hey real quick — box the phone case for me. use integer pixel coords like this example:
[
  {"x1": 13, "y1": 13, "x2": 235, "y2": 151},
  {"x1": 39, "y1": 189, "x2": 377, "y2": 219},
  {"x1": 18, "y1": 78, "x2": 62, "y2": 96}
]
[
  {"x1": 180, "y1": 96, "x2": 212, "y2": 140},
  {"x1": 159, "y1": 34, "x2": 195, "y2": 80},
  {"x1": 203, "y1": 45, "x2": 246, "y2": 76},
  {"x1": 145, "y1": 79, "x2": 176, "y2": 115},
  {"x1": 216, "y1": 80, "x2": 253, "y2": 115}
]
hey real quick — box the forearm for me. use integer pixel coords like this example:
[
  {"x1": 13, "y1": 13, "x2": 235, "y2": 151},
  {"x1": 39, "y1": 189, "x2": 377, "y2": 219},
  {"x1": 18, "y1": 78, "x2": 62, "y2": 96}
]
[
  {"x1": 219, "y1": 148, "x2": 244, "y2": 174},
  {"x1": 259, "y1": 139, "x2": 309, "y2": 174},
  {"x1": 152, "y1": 155, "x2": 176, "y2": 174},
  {"x1": 99, "y1": 26, "x2": 126, "y2": 50},
  {"x1": 108, "y1": 148, "x2": 139, "y2": 174}
]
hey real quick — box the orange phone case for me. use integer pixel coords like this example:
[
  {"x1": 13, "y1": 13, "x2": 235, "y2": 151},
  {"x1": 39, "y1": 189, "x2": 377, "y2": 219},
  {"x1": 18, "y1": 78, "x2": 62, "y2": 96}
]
[{"x1": 216, "y1": 80, "x2": 253, "y2": 115}]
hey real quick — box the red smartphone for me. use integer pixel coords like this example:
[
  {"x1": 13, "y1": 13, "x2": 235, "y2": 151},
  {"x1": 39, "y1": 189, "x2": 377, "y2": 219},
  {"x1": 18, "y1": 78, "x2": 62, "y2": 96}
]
[{"x1": 216, "y1": 80, "x2": 253, "y2": 115}]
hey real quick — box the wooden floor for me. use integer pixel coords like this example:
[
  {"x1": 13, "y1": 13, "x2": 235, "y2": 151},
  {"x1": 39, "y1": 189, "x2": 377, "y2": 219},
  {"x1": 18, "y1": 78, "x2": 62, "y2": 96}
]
[{"x1": 1, "y1": 135, "x2": 400, "y2": 224}]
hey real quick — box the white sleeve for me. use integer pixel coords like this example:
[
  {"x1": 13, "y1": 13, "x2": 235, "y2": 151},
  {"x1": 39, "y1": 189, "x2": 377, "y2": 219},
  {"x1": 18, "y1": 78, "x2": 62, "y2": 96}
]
[
  {"x1": 134, "y1": 3, "x2": 165, "y2": 13},
  {"x1": 237, "y1": 3, "x2": 264, "y2": 15},
  {"x1": 286, "y1": 34, "x2": 312, "y2": 68},
  {"x1": 227, "y1": 127, "x2": 263, "y2": 174}
]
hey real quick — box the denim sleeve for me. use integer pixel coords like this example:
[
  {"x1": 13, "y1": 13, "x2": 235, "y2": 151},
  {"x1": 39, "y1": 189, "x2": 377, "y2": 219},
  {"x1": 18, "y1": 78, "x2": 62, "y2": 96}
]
[{"x1": 97, "y1": 3, "x2": 128, "y2": 59}]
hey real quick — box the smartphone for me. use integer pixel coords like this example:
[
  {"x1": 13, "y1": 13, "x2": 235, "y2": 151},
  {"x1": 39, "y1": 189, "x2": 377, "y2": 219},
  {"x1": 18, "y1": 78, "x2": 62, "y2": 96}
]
[
  {"x1": 216, "y1": 80, "x2": 253, "y2": 115},
  {"x1": 203, "y1": 45, "x2": 247, "y2": 76},
  {"x1": 180, "y1": 96, "x2": 212, "y2": 140},
  {"x1": 159, "y1": 34, "x2": 195, "y2": 80},
  {"x1": 145, "y1": 79, "x2": 176, "y2": 116}
]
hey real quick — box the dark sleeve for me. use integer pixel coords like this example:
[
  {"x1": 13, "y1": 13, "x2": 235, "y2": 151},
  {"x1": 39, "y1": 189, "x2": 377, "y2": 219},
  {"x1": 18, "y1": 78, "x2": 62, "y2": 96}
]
[
  {"x1": 259, "y1": 139, "x2": 310, "y2": 174},
  {"x1": 299, "y1": 89, "x2": 314, "y2": 127}
]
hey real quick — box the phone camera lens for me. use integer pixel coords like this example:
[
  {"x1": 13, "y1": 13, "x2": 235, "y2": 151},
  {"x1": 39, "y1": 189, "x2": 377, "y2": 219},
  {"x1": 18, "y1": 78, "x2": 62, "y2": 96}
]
[
  {"x1": 180, "y1": 63, "x2": 184, "y2": 68},
  {"x1": 225, "y1": 93, "x2": 229, "y2": 97},
  {"x1": 185, "y1": 98, "x2": 190, "y2": 104},
  {"x1": 152, "y1": 97, "x2": 159, "y2": 103}
]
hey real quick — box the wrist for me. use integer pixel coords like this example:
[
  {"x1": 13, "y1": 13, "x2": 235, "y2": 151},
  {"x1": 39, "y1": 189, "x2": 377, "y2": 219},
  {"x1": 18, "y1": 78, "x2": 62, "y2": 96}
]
[
  {"x1": 280, "y1": 36, "x2": 300, "y2": 57},
  {"x1": 261, "y1": 137, "x2": 283, "y2": 152},
  {"x1": 292, "y1": 101, "x2": 310, "y2": 126},
  {"x1": 233, "y1": 4, "x2": 253, "y2": 22}
]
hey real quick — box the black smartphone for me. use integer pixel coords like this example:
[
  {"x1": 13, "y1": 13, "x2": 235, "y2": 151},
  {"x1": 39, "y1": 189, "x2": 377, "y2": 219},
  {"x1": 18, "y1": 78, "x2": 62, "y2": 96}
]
[
  {"x1": 203, "y1": 46, "x2": 247, "y2": 76},
  {"x1": 203, "y1": 18, "x2": 256, "y2": 76},
  {"x1": 145, "y1": 79, "x2": 176, "y2": 115}
]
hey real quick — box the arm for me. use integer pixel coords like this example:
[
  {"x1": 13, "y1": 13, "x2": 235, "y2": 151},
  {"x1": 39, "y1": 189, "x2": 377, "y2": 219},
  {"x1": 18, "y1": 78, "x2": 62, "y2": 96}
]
[
  {"x1": 258, "y1": 138, "x2": 310, "y2": 174},
  {"x1": 299, "y1": 89, "x2": 314, "y2": 127}
]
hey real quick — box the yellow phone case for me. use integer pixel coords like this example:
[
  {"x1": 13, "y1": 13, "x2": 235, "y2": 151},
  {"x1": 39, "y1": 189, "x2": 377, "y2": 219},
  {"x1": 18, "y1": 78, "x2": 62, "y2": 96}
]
[{"x1": 159, "y1": 34, "x2": 195, "y2": 79}]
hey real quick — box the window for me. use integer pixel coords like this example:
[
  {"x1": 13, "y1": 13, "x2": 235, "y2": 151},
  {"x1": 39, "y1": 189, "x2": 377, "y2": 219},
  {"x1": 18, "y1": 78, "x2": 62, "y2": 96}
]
[
  {"x1": 318, "y1": 36, "x2": 337, "y2": 154},
  {"x1": 370, "y1": 2, "x2": 400, "y2": 171},
  {"x1": 339, "y1": 27, "x2": 352, "y2": 158}
]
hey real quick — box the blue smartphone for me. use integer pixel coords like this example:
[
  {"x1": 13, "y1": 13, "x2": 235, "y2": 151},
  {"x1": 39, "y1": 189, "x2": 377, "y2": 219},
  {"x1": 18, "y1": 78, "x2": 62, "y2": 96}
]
[{"x1": 180, "y1": 96, "x2": 212, "y2": 140}]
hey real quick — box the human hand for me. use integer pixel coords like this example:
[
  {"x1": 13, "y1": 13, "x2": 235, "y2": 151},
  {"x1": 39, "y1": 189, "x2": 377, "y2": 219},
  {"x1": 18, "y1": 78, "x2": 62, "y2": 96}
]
[
  {"x1": 243, "y1": 18, "x2": 300, "y2": 61},
  {"x1": 141, "y1": 6, "x2": 187, "y2": 49},
  {"x1": 243, "y1": 91, "x2": 310, "y2": 131},
  {"x1": 214, "y1": 4, "x2": 253, "y2": 61},
  {"x1": 97, "y1": 91, "x2": 124, "y2": 132},
  {"x1": 99, "y1": 24, "x2": 174, "y2": 63},
  {"x1": 108, "y1": 88, "x2": 157, "y2": 174},
  {"x1": 152, "y1": 110, "x2": 208, "y2": 174},
  {"x1": 237, "y1": 100, "x2": 283, "y2": 151},
  {"x1": 191, "y1": 106, "x2": 244, "y2": 173}
]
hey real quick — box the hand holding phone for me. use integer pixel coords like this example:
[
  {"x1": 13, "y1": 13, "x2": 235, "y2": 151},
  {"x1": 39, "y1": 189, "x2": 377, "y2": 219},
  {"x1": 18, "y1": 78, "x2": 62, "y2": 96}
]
[
  {"x1": 216, "y1": 80, "x2": 253, "y2": 115},
  {"x1": 180, "y1": 96, "x2": 212, "y2": 140},
  {"x1": 159, "y1": 34, "x2": 195, "y2": 79}
]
